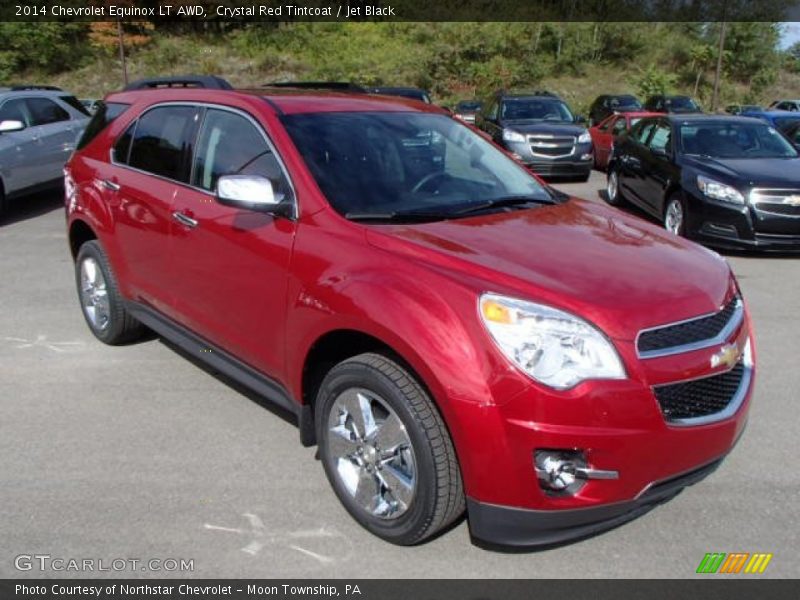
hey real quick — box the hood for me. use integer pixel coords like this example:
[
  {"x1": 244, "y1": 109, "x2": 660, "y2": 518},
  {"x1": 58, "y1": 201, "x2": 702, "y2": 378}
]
[
  {"x1": 499, "y1": 121, "x2": 585, "y2": 136},
  {"x1": 682, "y1": 155, "x2": 800, "y2": 188},
  {"x1": 365, "y1": 199, "x2": 732, "y2": 341}
]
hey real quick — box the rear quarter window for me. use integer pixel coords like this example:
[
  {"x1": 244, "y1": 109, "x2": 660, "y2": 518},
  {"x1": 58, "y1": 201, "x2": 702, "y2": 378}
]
[
  {"x1": 59, "y1": 95, "x2": 91, "y2": 116},
  {"x1": 76, "y1": 102, "x2": 131, "y2": 151}
]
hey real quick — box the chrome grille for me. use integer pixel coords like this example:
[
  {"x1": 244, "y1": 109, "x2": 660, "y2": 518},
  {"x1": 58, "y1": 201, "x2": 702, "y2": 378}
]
[
  {"x1": 653, "y1": 360, "x2": 748, "y2": 424},
  {"x1": 528, "y1": 135, "x2": 575, "y2": 158},
  {"x1": 750, "y1": 189, "x2": 800, "y2": 217},
  {"x1": 637, "y1": 296, "x2": 743, "y2": 358}
]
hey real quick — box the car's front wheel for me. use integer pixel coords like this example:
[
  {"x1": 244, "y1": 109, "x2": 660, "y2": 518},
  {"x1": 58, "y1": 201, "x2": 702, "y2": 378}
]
[
  {"x1": 606, "y1": 167, "x2": 625, "y2": 206},
  {"x1": 664, "y1": 193, "x2": 687, "y2": 236},
  {"x1": 316, "y1": 353, "x2": 464, "y2": 545},
  {"x1": 75, "y1": 240, "x2": 145, "y2": 344}
]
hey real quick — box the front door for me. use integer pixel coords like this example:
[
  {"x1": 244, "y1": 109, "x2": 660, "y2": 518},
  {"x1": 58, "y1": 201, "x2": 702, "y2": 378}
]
[{"x1": 167, "y1": 107, "x2": 297, "y2": 379}]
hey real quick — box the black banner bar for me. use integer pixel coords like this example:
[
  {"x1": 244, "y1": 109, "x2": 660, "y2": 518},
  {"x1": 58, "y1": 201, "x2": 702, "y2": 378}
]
[
  {"x1": 1, "y1": 580, "x2": 798, "y2": 600},
  {"x1": 2, "y1": 0, "x2": 800, "y2": 22}
]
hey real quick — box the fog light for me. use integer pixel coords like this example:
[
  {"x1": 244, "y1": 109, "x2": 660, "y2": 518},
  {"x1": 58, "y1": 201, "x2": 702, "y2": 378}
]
[
  {"x1": 534, "y1": 450, "x2": 586, "y2": 494},
  {"x1": 581, "y1": 153, "x2": 593, "y2": 160},
  {"x1": 534, "y1": 449, "x2": 619, "y2": 495}
]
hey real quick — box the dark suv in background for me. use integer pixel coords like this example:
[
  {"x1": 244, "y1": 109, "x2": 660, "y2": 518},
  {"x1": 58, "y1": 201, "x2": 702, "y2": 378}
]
[
  {"x1": 644, "y1": 94, "x2": 703, "y2": 114},
  {"x1": 477, "y1": 92, "x2": 592, "y2": 180},
  {"x1": 588, "y1": 94, "x2": 642, "y2": 126}
]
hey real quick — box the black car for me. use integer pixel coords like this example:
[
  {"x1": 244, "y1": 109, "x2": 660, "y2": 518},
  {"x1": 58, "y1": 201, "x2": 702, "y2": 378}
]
[
  {"x1": 643, "y1": 95, "x2": 703, "y2": 114},
  {"x1": 453, "y1": 100, "x2": 482, "y2": 123},
  {"x1": 606, "y1": 114, "x2": 800, "y2": 251},
  {"x1": 589, "y1": 94, "x2": 642, "y2": 126},
  {"x1": 368, "y1": 86, "x2": 431, "y2": 104},
  {"x1": 476, "y1": 92, "x2": 592, "y2": 180}
]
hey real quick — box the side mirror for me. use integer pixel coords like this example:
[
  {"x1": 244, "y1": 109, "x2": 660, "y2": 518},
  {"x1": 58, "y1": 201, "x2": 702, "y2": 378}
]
[
  {"x1": 575, "y1": 115, "x2": 587, "y2": 124},
  {"x1": 216, "y1": 175, "x2": 292, "y2": 218},
  {"x1": 0, "y1": 120, "x2": 25, "y2": 133}
]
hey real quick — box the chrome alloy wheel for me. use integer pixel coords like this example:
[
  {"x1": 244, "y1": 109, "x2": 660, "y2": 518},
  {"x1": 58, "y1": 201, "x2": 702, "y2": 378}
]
[
  {"x1": 327, "y1": 388, "x2": 417, "y2": 520},
  {"x1": 665, "y1": 198, "x2": 684, "y2": 235},
  {"x1": 607, "y1": 170, "x2": 618, "y2": 201},
  {"x1": 79, "y1": 256, "x2": 110, "y2": 331}
]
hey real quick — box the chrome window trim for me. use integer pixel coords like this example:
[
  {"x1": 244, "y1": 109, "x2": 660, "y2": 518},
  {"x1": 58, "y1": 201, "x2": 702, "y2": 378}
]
[
  {"x1": 651, "y1": 338, "x2": 753, "y2": 428},
  {"x1": 108, "y1": 101, "x2": 298, "y2": 220},
  {"x1": 635, "y1": 296, "x2": 744, "y2": 359}
]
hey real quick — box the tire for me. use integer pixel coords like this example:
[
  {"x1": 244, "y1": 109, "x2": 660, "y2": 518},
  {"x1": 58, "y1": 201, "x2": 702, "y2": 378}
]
[
  {"x1": 75, "y1": 240, "x2": 145, "y2": 344},
  {"x1": 0, "y1": 179, "x2": 7, "y2": 221},
  {"x1": 664, "y1": 193, "x2": 687, "y2": 237},
  {"x1": 606, "y1": 166, "x2": 625, "y2": 206},
  {"x1": 316, "y1": 352, "x2": 464, "y2": 545}
]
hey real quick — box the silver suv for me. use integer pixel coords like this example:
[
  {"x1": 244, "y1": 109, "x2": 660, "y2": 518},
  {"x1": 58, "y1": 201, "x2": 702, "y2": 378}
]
[{"x1": 0, "y1": 86, "x2": 90, "y2": 218}]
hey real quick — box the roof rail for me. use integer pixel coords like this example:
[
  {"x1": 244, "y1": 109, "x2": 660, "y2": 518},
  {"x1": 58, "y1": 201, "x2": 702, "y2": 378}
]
[
  {"x1": 123, "y1": 75, "x2": 233, "y2": 91},
  {"x1": 9, "y1": 85, "x2": 63, "y2": 91},
  {"x1": 264, "y1": 81, "x2": 367, "y2": 93}
]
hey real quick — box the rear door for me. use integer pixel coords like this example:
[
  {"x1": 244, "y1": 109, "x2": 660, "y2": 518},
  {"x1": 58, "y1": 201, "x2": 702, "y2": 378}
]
[
  {"x1": 167, "y1": 106, "x2": 297, "y2": 377},
  {"x1": 23, "y1": 97, "x2": 75, "y2": 184},
  {"x1": 101, "y1": 104, "x2": 201, "y2": 313}
]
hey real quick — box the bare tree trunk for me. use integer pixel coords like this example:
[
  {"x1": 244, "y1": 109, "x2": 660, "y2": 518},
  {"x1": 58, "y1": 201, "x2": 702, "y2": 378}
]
[
  {"x1": 694, "y1": 71, "x2": 702, "y2": 96},
  {"x1": 533, "y1": 22, "x2": 542, "y2": 54},
  {"x1": 712, "y1": 21, "x2": 727, "y2": 111},
  {"x1": 117, "y1": 19, "x2": 128, "y2": 87}
]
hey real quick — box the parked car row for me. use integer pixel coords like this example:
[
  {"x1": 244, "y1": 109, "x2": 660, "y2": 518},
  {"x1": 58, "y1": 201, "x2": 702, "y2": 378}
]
[{"x1": 63, "y1": 75, "x2": 756, "y2": 548}]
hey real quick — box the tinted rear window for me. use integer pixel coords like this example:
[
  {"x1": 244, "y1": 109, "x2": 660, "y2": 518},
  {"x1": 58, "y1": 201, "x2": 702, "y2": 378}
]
[
  {"x1": 59, "y1": 95, "x2": 91, "y2": 116},
  {"x1": 76, "y1": 102, "x2": 131, "y2": 151},
  {"x1": 128, "y1": 105, "x2": 200, "y2": 182}
]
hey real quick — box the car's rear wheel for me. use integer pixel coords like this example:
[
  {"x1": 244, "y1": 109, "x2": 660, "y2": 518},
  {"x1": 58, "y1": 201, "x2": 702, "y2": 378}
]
[
  {"x1": 664, "y1": 193, "x2": 687, "y2": 236},
  {"x1": 316, "y1": 353, "x2": 464, "y2": 545},
  {"x1": 75, "y1": 240, "x2": 144, "y2": 344},
  {"x1": 606, "y1": 167, "x2": 625, "y2": 206}
]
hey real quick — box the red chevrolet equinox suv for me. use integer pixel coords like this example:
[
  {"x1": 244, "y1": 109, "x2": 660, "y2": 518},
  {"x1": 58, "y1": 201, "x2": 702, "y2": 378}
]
[{"x1": 64, "y1": 80, "x2": 755, "y2": 547}]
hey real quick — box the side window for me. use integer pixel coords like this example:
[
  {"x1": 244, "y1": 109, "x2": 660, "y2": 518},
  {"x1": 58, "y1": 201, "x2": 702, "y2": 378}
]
[
  {"x1": 77, "y1": 102, "x2": 130, "y2": 151},
  {"x1": 191, "y1": 109, "x2": 290, "y2": 198},
  {"x1": 113, "y1": 121, "x2": 136, "y2": 164},
  {"x1": 649, "y1": 122, "x2": 672, "y2": 151},
  {"x1": 128, "y1": 105, "x2": 200, "y2": 182},
  {"x1": 612, "y1": 118, "x2": 628, "y2": 135},
  {"x1": 25, "y1": 98, "x2": 70, "y2": 126},
  {"x1": 633, "y1": 121, "x2": 656, "y2": 144},
  {"x1": 0, "y1": 98, "x2": 30, "y2": 126}
]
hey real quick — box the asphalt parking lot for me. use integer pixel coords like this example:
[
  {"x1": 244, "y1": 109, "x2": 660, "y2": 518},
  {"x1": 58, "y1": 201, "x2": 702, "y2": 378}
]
[{"x1": 1, "y1": 170, "x2": 798, "y2": 579}]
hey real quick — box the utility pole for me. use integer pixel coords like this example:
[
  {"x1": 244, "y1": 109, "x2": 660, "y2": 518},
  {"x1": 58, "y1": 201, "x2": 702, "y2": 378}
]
[
  {"x1": 117, "y1": 19, "x2": 128, "y2": 87},
  {"x1": 711, "y1": 7, "x2": 727, "y2": 112}
]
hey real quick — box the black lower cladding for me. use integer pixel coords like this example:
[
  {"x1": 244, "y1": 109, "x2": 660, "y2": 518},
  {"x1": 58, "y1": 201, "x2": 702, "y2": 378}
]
[
  {"x1": 467, "y1": 458, "x2": 723, "y2": 547},
  {"x1": 654, "y1": 361, "x2": 745, "y2": 421}
]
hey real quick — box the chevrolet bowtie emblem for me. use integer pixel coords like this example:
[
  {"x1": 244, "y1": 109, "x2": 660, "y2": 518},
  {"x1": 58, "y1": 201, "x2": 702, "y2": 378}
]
[
  {"x1": 784, "y1": 195, "x2": 800, "y2": 207},
  {"x1": 711, "y1": 343, "x2": 740, "y2": 369}
]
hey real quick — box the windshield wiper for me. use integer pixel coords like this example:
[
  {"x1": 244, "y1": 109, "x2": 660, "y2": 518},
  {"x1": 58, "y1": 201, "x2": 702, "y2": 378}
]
[
  {"x1": 345, "y1": 209, "x2": 456, "y2": 222},
  {"x1": 452, "y1": 195, "x2": 557, "y2": 215}
]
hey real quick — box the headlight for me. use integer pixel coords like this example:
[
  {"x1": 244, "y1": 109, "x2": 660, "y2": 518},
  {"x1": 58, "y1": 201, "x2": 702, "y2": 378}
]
[
  {"x1": 577, "y1": 131, "x2": 592, "y2": 144},
  {"x1": 502, "y1": 129, "x2": 526, "y2": 143},
  {"x1": 479, "y1": 293, "x2": 626, "y2": 390},
  {"x1": 697, "y1": 175, "x2": 744, "y2": 204}
]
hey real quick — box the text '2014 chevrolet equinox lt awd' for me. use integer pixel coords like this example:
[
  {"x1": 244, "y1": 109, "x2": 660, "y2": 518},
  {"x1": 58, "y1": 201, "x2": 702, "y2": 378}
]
[{"x1": 65, "y1": 83, "x2": 755, "y2": 547}]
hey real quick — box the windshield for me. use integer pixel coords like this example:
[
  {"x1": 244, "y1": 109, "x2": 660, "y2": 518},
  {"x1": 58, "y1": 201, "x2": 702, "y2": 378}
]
[
  {"x1": 456, "y1": 101, "x2": 481, "y2": 111},
  {"x1": 667, "y1": 97, "x2": 700, "y2": 112},
  {"x1": 500, "y1": 98, "x2": 574, "y2": 122},
  {"x1": 680, "y1": 122, "x2": 798, "y2": 159},
  {"x1": 281, "y1": 112, "x2": 553, "y2": 220},
  {"x1": 609, "y1": 96, "x2": 641, "y2": 109}
]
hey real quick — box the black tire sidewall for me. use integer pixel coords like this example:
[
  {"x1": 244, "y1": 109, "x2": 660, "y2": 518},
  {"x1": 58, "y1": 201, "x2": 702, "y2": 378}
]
[
  {"x1": 75, "y1": 241, "x2": 125, "y2": 344},
  {"x1": 316, "y1": 360, "x2": 439, "y2": 545}
]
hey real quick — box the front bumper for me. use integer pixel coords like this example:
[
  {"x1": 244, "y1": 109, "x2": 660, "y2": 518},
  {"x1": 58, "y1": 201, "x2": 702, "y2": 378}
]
[
  {"x1": 687, "y1": 192, "x2": 800, "y2": 252},
  {"x1": 468, "y1": 457, "x2": 723, "y2": 547},
  {"x1": 503, "y1": 139, "x2": 593, "y2": 178}
]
